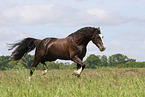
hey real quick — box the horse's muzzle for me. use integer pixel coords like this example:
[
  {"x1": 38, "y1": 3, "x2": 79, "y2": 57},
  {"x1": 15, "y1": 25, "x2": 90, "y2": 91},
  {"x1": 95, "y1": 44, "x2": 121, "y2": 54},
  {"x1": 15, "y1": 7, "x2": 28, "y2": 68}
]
[{"x1": 100, "y1": 47, "x2": 106, "y2": 52}]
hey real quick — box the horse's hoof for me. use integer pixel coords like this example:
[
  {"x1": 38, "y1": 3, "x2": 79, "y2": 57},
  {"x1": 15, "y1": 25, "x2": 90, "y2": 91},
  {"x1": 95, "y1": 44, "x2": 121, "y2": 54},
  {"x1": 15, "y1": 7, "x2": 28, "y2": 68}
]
[
  {"x1": 42, "y1": 69, "x2": 48, "y2": 75},
  {"x1": 73, "y1": 70, "x2": 81, "y2": 78},
  {"x1": 29, "y1": 76, "x2": 31, "y2": 82},
  {"x1": 77, "y1": 74, "x2": 80, "y2": 78},
  {"x1": 42, "y1": 71, "x2": 46, "y2": 75}
]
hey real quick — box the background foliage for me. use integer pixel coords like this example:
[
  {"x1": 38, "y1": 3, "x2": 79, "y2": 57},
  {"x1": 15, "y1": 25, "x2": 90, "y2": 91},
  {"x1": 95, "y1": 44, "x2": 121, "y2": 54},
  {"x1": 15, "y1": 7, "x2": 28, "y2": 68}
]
[{"x1": 0, "y1": 53, "x2": 144, "y2": 70}]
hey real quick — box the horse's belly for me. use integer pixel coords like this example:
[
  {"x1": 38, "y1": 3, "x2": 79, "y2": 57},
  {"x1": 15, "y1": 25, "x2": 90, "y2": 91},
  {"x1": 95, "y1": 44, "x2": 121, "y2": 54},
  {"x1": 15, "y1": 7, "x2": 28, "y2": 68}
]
[
  {"x1": 46, "y1": 50, "x2": 70, "y2": 61},
  {"x1": 53, "y1": 53, "x2": 70, "y2": 60}
]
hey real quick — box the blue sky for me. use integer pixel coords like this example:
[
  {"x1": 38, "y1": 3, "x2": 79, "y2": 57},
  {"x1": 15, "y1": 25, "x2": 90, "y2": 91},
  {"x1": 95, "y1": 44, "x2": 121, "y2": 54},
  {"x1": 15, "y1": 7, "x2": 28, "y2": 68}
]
[{"x1": 0, "y1": 0, "x2": 145, "y2": 62}]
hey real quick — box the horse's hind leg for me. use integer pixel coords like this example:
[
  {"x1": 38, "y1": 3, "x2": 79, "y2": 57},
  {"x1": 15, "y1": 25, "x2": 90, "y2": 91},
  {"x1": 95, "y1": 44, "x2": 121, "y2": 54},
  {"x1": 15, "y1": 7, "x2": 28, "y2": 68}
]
[
  {"x1": 30, "y1": 50, "x2": 43, "y2": 77},
  {"x1": 30, "y1": 59, "x2": 40, "y2": 76},
  {"x1": 29, "y1": 58, "x2": 40, "y2": 81},
  {"x1": 42, "y1": 62, "x2": 48, "y2": 75}
]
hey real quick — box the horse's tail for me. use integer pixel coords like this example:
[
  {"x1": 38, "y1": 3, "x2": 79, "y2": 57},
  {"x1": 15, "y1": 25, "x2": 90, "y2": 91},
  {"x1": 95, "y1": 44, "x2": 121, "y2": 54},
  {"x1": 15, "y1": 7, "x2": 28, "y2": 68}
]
[{"x1": 8, "y1": 37, "x2": 41, "y2": 61}]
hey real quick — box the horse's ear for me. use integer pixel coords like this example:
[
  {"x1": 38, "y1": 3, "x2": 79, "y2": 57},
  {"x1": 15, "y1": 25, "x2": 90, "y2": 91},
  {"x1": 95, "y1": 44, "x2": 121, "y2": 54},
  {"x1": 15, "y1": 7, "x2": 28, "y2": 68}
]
[{"x1": 98, "y1": 27, "x2": 100, "y2": 30}]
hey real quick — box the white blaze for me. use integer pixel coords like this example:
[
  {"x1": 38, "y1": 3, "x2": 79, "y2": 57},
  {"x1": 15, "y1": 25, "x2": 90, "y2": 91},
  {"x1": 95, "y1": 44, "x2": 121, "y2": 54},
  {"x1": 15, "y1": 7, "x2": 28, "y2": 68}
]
[{"x1": 99, "y1": 34, "x2": 106, "y2": 48}]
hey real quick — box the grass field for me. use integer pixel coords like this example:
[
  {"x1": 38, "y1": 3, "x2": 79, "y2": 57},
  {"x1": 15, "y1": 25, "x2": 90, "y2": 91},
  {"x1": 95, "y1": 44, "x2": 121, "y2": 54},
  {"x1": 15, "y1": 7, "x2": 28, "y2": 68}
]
[{"x1": 0, "y1": 67, "x2": 145, "y2": 97}]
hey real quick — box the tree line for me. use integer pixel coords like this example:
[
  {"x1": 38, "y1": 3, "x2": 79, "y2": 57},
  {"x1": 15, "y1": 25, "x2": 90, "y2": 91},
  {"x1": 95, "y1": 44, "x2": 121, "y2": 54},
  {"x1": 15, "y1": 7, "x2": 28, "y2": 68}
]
[{"x1": 0, "y1": 53, "x2": 145, "y2": 70}]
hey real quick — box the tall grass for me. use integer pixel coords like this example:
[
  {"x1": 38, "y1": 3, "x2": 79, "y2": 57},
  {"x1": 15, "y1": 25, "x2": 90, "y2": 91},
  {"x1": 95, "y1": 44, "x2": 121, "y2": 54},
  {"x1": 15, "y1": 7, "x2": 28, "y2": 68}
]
[{"x1": 0, "y1": 67, "x2": 145, "y2": 97}]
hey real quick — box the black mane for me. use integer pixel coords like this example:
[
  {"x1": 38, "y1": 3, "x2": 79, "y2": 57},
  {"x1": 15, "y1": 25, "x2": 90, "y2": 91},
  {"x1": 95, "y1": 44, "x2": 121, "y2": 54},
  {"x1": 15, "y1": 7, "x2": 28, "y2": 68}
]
[{"x1": 68, "y1": 27, "x2": 100, "y2": 38}]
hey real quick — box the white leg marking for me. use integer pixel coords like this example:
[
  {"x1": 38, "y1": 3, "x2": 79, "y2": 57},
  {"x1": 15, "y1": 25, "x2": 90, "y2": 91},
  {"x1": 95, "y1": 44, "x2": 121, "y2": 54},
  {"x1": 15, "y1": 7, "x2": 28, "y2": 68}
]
[
  {"x1": 77, "y1": 67, "x2": 82, "y2": 74},
  {"x1": 74, "y1": 67, "x2": 82, "y2": 75},
  {"x1": 42, "y1": 69, "x2": 48, "y2": 75},
  {"x1": 29, "y1": 76, "x2": 31, "y2": 81},
  {"x1": 44, "y1": 69, "x2": 48, "y2": 73}
]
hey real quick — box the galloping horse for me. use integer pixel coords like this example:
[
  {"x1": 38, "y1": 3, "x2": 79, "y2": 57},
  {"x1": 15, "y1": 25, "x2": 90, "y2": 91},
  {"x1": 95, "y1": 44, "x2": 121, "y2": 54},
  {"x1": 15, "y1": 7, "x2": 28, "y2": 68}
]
[{"x1": 9, "y1": 27, "x2": 106, "y2": 78}]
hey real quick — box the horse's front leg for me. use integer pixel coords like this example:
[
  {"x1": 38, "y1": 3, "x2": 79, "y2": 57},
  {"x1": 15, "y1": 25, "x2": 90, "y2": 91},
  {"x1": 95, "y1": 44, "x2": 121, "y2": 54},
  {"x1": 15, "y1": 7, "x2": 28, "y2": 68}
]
[{"x1": 72, "y1": 56, "x2": 85, "y2": 77}]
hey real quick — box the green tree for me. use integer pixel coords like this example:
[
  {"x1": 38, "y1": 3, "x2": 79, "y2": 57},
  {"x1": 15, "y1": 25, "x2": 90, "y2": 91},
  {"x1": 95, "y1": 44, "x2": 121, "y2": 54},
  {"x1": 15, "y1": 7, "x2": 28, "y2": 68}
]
[
  {"x1": 46, "y1": 62, "x2": 59, "y2": 70},
  {"x1": 84, "y1": 54, "x2": 101, "y2": 68},
  {"x1": 127, "y1": 58, "x2": 136, "y2": 62},
  {"x1": 0, "y1": 55, "x2": 13, "y2": 70},
  {"x1": 108, "y1": 53, "x2": 129, "y2": 66},
  {"x1": 101, "y1": 55, "x2": 108, "y2": 67},
  {"x1": 21, "y1": 54, "x2": 34, "y2": 69}
]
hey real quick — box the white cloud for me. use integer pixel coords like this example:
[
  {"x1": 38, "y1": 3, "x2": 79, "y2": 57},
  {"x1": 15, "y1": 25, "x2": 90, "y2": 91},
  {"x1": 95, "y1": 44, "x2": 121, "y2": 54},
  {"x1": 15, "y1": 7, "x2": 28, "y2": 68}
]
[
  {"x1": 61, "y1": 8, "x2": 129, "y2": 26},
  {"x1": 0, "y1": 3, "x2": 129, "y2": 27},
  {"x1": 0, "y1": 27, "x2": 31, "y2": 55},
  {"x1": 105, "y1": 41, "x2": 127, "y2": 55},
  {"x1": 86, "y1": 8, "x2": 128, "y2": 25},
  {"x1": 133, "y1": 16, "x2": 145, "y2": 26},
  {"x1": 118, "y1": 31, "x2": 145, "y2": 42},
  {"x1": 0, "y1": 27, "x2": 30, "y2": 42},
  {"x1": 0, "y1": 4, "x2": 64, "y2": 25}
]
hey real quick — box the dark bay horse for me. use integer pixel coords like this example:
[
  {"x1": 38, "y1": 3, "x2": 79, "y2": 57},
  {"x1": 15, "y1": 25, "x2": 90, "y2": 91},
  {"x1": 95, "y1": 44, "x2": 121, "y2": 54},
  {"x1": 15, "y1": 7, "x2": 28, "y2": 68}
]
[{"x1": 9, "y1": 27, "x2": 106, "y2": 78}]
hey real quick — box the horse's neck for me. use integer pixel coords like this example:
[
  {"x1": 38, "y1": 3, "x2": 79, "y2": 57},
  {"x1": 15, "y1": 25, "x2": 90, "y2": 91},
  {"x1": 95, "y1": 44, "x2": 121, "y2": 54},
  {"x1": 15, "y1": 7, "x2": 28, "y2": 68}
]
[{"x1": 73, "y1": 35, "x2": 91, "y2": 46}]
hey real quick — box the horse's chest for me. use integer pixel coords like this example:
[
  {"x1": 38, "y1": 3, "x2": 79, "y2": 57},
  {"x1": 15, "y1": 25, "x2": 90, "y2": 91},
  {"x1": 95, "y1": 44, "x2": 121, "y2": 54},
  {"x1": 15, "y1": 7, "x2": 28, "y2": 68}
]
[{"x1": 77, "y1": 46, "x2": 86, "y2": 55}]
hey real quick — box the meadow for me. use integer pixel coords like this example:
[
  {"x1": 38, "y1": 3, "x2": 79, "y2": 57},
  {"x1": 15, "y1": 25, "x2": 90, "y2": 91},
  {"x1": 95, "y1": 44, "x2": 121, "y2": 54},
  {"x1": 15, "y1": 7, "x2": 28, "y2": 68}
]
[{"x1": 0, "y1": 67, "x2": 144, "y2": 97}]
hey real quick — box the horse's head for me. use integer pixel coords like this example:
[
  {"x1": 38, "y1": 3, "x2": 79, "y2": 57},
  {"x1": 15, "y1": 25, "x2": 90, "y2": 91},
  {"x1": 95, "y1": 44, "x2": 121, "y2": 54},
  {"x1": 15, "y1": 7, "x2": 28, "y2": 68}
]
[{"x1": 91, "y1": 27, "x2": 106, "y2": 52}]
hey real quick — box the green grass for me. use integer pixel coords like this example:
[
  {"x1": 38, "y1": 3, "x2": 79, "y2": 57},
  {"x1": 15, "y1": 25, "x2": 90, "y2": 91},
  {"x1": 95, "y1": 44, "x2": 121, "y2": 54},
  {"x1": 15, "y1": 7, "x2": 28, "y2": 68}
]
[{"x1": 0, "y1": 67, "x2": 145, "y2": 97}]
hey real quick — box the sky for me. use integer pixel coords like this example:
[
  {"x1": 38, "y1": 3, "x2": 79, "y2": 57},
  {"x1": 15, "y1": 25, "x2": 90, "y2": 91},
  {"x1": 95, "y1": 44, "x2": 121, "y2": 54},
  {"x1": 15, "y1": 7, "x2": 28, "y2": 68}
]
[{"x1": 0, "y1": 0, "x2": 145, "y2": 62}]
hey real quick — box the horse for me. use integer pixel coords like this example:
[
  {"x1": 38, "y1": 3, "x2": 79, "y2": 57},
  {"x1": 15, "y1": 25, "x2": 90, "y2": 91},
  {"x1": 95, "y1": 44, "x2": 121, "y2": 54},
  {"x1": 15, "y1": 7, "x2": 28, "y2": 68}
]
[{"x1": 9, "y1": 27, "x2": 106, "y2": 78}]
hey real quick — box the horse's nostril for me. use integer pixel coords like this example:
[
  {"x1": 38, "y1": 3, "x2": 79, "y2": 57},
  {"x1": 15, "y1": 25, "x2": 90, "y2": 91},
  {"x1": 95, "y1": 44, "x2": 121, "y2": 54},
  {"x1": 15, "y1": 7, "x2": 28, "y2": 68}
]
[
  {"x1": 103, "y1": 47, "x2": 106, "y2": 51},
  {"x1": 100, "y1": 47, "x2": 106, "y2": 52}
]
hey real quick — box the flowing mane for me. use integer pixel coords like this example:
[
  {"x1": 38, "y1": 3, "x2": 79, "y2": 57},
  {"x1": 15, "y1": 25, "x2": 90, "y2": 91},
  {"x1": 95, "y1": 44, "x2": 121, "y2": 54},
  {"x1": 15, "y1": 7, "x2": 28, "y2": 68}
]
[
  {"x1": 68, "y1": 27, "x2": 95, "y2": 37},
  {"x1": 68, "y1": 27, "x2": 101, "y2": 38}
]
